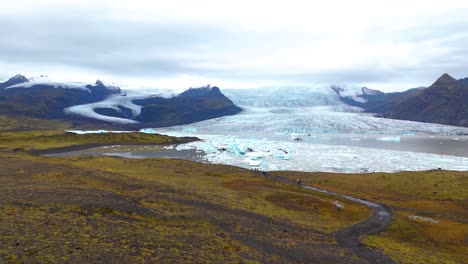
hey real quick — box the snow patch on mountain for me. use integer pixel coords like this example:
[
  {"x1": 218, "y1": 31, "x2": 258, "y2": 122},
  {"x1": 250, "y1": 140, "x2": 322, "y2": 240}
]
[
  {"x1": 6, "y1": 81, "x2": 91, "y2": 92},
  {"x1": 330, "y1": 85, "x2": 368, "y2": 103}
]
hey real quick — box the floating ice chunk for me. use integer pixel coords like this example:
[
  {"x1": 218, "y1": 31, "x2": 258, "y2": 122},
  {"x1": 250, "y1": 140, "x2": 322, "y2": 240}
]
[
  {"x1": 200, "y1": 144, "x2": 217, "y2": 154},
  {"x1": 245, "y1": 152, "x2": 263, "y2": 160},
  {"x1": 274, "y1": 155, "x2": 290, "y2": 160},
  {"x1": 230, "y1": 144, "x2": 245, "y2": 155},
  {"x1": 376, "y1": 136, "x2": 401, "y2": 142},
  {"x1": 246, "y1": 159, "x2": 262, "y2": 166},
  {"x1": 139, "y1": 128, "x2": 157, "y2": 134}
]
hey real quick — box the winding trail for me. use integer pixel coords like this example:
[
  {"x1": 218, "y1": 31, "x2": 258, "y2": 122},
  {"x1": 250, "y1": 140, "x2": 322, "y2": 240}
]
[
  {"x1": 263, "y1": 173, "x2": 396, "y2": 264},
  {"x1": 37, "y1": 142, "x2": 395, "y2": 263}
]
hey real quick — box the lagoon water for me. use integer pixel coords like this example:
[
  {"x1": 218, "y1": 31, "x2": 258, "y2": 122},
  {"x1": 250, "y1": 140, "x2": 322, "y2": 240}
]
[
  {"x1": 50, "y1": 132, "x2": 468, "y2": 173},
  {"x1": 56, "y1": 103, "x2": 468, "y2": 173}
]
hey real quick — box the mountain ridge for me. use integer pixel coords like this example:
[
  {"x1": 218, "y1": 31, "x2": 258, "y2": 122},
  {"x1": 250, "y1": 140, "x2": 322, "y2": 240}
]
[
  {"x1": 333, "y1": 73, "x2": 468, "y2": 127},
  {"x1": 0, "y1": 75, "x2": 241, "y2": 128}
]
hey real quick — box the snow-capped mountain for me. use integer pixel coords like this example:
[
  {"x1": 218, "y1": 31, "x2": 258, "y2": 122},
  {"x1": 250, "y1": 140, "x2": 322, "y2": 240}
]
[
  {"x1": 0, "y1": 75, "x2": 241, "y2": 127},
  {"x1": 331, "y1": 85, "x2": 386, "y2": 103},
  {"x1": 0, "y1": 74, "x2": 29, "y2": 89},
  {"x1": 331, "y1": 73, "x2": 468, "y2": 127}
]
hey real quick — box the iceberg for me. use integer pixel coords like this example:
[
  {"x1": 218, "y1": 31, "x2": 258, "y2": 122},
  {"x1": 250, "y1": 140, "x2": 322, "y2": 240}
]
[
  {"x1": 230, "y1": 144, "x2": 245, "y2": 155},
  {"x1": 247, "y1": 160, "x2": 262, "y2": 167},
  {"x1": 376, "y1": 136, "x2": 401, "y2": 142},
  {"x1": 140, "y1": 128, "x2": 157, "y2": 134}
]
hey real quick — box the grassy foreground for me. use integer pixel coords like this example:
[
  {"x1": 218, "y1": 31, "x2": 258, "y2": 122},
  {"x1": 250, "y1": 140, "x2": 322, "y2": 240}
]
[
  {"x1": 0, "y1": 119, "x2": 466, "y2": 263},
  {"x1": 0, "y1": 128, "x2": 372, "y2": 263},
  {"x1": 276, "y1": 171, "x2": 468, "y2": 264}
]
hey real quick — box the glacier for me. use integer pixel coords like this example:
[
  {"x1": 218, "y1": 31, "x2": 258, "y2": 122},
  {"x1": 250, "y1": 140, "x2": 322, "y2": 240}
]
[
  {"x1": 148, "y1": 86, "x2": 468, "y2": 173},
  {"x1": 6, "y1": 81, "x2": 92, "y2": 92},
  {"x1": 66, "y1": 85, "x2": 468, "y2": 173},
  {"x1": 65, "y1": 89, "x2": 177, "y2": 124}
]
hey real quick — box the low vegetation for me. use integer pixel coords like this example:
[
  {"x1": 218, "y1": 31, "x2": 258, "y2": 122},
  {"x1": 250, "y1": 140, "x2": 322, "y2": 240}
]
[
  {"x1": 0, "y1": 115, "x2": 70, "y2": 132},
  {"x1": 0, "y1": 129, "x2": 370, "y2": 263},
  {"x1": 275, "y1": 170, "x2": 468, "y2": 264},
  {"x1": 0, "y1": 130, "x2": 186, "y2": 151},
  {"x1": 0, "y1": 118, "x2": 466, "y2": 263}
]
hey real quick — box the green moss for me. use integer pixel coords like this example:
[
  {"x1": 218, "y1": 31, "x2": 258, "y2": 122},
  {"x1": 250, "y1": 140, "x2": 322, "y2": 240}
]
[
  {"x1": 0, "y1": 115, "x2": 71, "y2": 131},
  {"x1": 0, "y1": 130, "x2": 181, "y2": 150}
]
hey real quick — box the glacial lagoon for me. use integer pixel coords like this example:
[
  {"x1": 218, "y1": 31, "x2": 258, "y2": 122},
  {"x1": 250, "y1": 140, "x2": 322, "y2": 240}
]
[{"x1": 51, "y1": 131, "x2": 468, "y2": 173}]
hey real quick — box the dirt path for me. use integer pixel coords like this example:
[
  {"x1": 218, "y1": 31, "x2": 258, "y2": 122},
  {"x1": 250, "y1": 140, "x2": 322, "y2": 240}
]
[{"x1": 262, "y1": 173, "x2": 396, "y2": 264}]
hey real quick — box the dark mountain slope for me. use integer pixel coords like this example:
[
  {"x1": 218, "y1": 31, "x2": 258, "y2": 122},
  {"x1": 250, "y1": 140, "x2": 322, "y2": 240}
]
[
  {"x1": 381, "y1": 74, "x2": 468, "y2": 126},
  {"x1": 0, "y1": 74, "x2": 29, "y2": 89},
  {"x1": 133, "y1": 85, "x2": 242, "y2": 127},
  {"x1": 0, "y1": 79, "x2": 120, "y2": 119},
  {"x1": 0, "y1": 75, "x2": 242, "y2": 127},
  {"x1": 332, "y1": 74, "x2": 468, "y2": 127}
]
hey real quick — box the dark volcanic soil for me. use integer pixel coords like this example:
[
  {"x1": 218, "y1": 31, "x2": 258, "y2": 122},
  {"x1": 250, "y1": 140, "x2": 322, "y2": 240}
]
[{"x1": 0, "y1": 154, "x2": 388, "y2": 263}]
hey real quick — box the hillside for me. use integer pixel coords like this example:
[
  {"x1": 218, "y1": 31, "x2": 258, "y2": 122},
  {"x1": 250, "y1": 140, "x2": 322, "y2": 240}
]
[
  {"x1": 134, "y1": 85, "x2": 241, "y2": 127},
  {"x1": 0, "y1": 78, "x2": 120, "y2": 119},
  {"x1": 380, "y1": 74, "x2": 468, "y2": 126},
  {"x1": 0, "y1": 76, "x2": 241, "y2": 128},
  {"x1": 332, "y1": 74, "x2": 468, "y2": 127}
]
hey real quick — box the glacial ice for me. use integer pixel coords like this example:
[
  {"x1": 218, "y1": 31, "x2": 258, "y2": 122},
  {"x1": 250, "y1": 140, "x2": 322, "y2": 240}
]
[
  {"x1": 139, "y1": 128, "x2": 157, "y2": 134},
  {"x1": 6, "y1": 81, "x2": 91, "y2": 92},
  {"x1": 65, "y1": 90, "x2": 157, "y2": 124},
  {"x1": 66, "y1": 85, "x2": 468, "y2": 173},
  {"x1": 148, "y1": 94, "x2": 468, "y2": 173},
  {"x1": 153, "y1": 132, "x2": 468, "y2": 173},
  {"x1": 376, "y1": 136, "x2": 401, "y2": 142}
]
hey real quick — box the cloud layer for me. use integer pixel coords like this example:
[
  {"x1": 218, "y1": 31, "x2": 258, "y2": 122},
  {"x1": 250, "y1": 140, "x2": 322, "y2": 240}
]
[{"x1": 1, "y1": 0, "x2": 467, "y2": 90}]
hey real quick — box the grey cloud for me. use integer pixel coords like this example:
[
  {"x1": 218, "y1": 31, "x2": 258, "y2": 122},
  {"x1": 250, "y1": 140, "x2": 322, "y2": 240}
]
[
  {"x1": 0, "y1": 5, "x2": 467, "y2": 90},
  {"x1": 0, "y1": 10, "x2": 229, "y2": 77}
]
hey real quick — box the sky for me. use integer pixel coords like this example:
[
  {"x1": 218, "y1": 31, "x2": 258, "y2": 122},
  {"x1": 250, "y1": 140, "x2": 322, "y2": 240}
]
[{"x1": 1, "y1": 0, "x2": 467, "y2": 91}]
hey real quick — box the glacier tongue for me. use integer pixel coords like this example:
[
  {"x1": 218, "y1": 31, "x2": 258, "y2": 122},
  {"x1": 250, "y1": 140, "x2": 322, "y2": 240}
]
[
  {"x1": 148, "y1": 99, "x2": 468, "y2": 173},
  {"x1": 139, "y1": 85, "x2": 468, "y2": 173}
]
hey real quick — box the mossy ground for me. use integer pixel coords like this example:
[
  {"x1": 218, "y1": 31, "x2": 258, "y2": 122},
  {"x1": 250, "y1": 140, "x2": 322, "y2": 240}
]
[
  {"x1": 1, "y1": 122, "x2": 466, "y2": 263},
  {"x1": 0, "y1": 115, "x2": 70, "y2": 132},
  {"x1": 0, "y1": 130, "x2": 370, "y2": 263},
  {"x1": 0, "y1": 130, "x2": 184, "y2": 151},
  {"x1": 276, "y1": 170, "x2": 468, "y2": 264}
]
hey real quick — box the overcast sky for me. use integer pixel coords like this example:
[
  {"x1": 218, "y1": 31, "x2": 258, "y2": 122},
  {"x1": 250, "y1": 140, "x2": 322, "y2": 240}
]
[{"x1": 1, "y1": 0, "x2": 467, "y2": 91}]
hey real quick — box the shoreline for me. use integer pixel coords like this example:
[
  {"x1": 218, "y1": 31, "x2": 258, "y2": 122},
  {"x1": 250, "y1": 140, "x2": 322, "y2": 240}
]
[{"x1": 28, "y1": 136, "x2": 199, "y2": 156}]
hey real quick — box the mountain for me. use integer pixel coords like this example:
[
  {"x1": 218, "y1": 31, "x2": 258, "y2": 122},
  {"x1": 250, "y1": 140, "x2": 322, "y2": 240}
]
[
  {"x1": 0, "y1": 74, "x2": 29, "y2": 89},
  {"x1": 133, "y1": 85, "x2": 242, "y2": 127},
  {"x1": 380, "y1": 74, "x2": 468, "y2": 126},
  {"x1": 331, "y1": 85, "x2": 425, "y2": 112},
  {"x1": 0, "y1": 78, "x2": 120, "y2": 119},
  {"x1": 459, "y1": 77, "x2": 468, "y2": 87},
  {"x1": 0, "y1": 75, "x2": 241, "y2": 128},
  {"x1": 333, "y1": 74, "x2": 468, "y2": 127}
]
